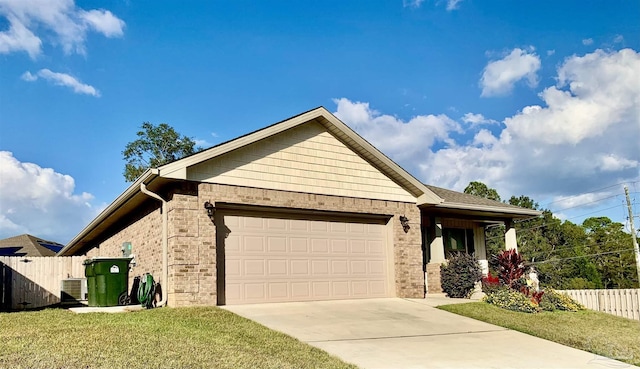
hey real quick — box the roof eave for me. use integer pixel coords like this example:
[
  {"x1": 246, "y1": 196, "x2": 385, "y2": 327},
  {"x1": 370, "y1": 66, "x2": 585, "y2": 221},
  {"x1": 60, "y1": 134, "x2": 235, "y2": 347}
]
[
  {"x1": 58, "y1": 169, "x2": 159, "y2": 256},
  {"x1": 431, "y1": 202, "x2": 542, "y2": 217}
]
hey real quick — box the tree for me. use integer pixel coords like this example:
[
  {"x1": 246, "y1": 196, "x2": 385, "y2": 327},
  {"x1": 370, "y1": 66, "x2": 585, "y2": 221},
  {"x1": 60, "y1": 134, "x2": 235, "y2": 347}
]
[
  {"x1": 122, "y1": 122, "x2": 200, "y2": 182},
  {"x1": 508, "y1": 195, "x2": 539, "y2": 210},
  {"x1": 464, "y1": 181, "x2": 501, "y2": 202}
]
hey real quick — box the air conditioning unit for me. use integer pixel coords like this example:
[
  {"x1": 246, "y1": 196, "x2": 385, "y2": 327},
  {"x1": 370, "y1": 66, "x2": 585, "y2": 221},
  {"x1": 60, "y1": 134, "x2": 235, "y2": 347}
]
[{"x1": 61, "y1": 278, "x2": 88, "y2": 304}]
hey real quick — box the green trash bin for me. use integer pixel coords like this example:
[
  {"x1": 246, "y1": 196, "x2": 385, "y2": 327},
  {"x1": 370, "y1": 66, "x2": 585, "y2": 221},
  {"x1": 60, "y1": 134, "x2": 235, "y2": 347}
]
[
  {"x1": 83, "y1": 257, "x2": 131, "y2": 307},
  {"x1": 83, "y1": 260, "x2": 97, "y2": 307}
]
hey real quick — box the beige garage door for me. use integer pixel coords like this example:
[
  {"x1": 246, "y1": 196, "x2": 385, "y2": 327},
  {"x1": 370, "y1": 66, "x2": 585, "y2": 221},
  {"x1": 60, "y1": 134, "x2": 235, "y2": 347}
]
[{"x1": 223, "y1": 213, "x2": 393, "y2": 304}]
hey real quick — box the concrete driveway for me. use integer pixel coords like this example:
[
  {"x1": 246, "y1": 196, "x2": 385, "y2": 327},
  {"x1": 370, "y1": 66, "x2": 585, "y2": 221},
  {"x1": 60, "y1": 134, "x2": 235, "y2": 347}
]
[{"x1": 223, "y1": 298, "x2": 635, "y2": 369}]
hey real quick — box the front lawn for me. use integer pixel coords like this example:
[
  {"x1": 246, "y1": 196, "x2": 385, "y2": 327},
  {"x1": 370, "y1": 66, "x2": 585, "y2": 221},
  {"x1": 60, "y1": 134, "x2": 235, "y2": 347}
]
[
  {"x1": 0, "y1": 307, "x2": 357, "y2": 369},
  {"x1": 439, "y1": 302, "x2": 640, "y2": 366}
]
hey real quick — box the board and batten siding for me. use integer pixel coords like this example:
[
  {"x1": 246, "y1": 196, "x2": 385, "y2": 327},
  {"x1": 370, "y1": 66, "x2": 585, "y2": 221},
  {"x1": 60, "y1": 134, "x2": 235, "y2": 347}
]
[{"x1": 188, "y1": 122, "x2": 416, "y2": 203}]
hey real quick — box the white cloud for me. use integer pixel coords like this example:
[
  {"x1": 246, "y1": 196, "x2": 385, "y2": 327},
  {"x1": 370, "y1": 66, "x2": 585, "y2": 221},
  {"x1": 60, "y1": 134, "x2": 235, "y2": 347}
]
[
  {"x1": 0, "y1": 0, "x2": 125, "y2": 58},
  {"x1": 613, "y1": 35, "x2": 624, "y2": 44},
  {"x1": 403, "y1": 0, "x2": 424, "y2": 8},
  {"x1": 446, "y1": 0, "x2": 463, "y2": 11},
  {"x1": 547, "y1": 50, "x2": 555, "y2": 56},
  {"x1": 0, "y1": 151, "x2": 101, "y2": 244},
  {"x1": 79, "y1": 9, "x2": 125, "y2": 37},
  {"x1": 22, "y1": 68, "x2": 100, "y2": 96},
  {"x1": 480, "y1": 47, "x2": 541, "y2": 97},
  {"x1": 334, "y1": 48, "x2": 640, "y2": 207},
  {"x1": 333, "y1": 98, "x2": 461, "y2": 162},
  {"x1": 462, "y1": 112, "x2": 498, "y2": 127},
  {"x1": 0, "y1": 15, "x2": 41, "y2": 58},
  {"x1": 582, "y1": 38, "x2": 594, "y2": 46}
]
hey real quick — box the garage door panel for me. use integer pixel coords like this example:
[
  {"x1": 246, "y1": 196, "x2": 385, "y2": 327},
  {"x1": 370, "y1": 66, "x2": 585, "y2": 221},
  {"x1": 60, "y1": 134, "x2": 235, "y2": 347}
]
[
  {"x1": 269, "y1": 283, "x2": 288, "y2": 299},
  {"x1": 268, "y1": 237, "x2": 287, "y2": 252},
  {"x1": 352, "y1": 281, "x2": 368, "y2": 295},
  {"x1": 291, "y1": 282, "x2": 311, "y2": 297},
  {"x1": 267, "y1": 260, "x2": 288, "y2": 275},
  {"x1": 243, "y1": 236, "x2": 265, "y2": 252},
  {"x1": 311, "y1": 239, "x2": 329, "y2": 253},
  {"x1": 331, "y1": 260, "x2": 348, "y2": 274},
  {"x1": 312, "y1": 281, "x2": 330, "y2": 297},
  {"x1": 291, "y1": 260, "x2": 309, "y2": 275},
  {"x1": 332, "y1": 281, "x2": 350, "y2": 296},
  {"x1": 311, "y1": 260, "x2": 329, "y2": 274},
  {"x1": 224, "y1": 214, "x2": 391, "y2": 304},
  {"x1": 244, "y1": 283, "x2": 266, "y2": 300},
  {"x1": 350, "y1": 240, "x2": 366, "y2": 253},
  {"x1": 290, "y1": 238, "x2": 309, "y2": 252}
]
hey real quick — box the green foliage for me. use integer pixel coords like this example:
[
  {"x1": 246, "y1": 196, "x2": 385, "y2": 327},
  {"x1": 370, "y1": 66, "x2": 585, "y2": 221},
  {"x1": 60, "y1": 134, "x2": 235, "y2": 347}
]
[
  {"x1": 507, "y1": 195, "x2": 539, "y2": 210},
  {"x1": 122, "y1": 122, "x2": 201, "y2": 182},
  {"x1": 463, "y1": 181, "x2": 638, "y2": 290},
  {"x1": 539, "y1": 289, "x2": 585, "y2": 312},
  {"x1": 483, "y1": 288, "x2": 540, "y2": 313},
  {"x1": 440, "y1": 253, "x2": 483, "y2": 298},
  {"x1": 463, "y1": 181, "x2": 501, "y2": 202}
]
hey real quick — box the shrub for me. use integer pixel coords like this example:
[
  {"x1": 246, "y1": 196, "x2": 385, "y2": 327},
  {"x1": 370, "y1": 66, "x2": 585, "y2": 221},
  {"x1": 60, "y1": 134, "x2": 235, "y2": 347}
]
[
  {"x1": 481, "y1": 273, "x2": 501, "y2": 295},
  {"x1": 483, "y1": 288, "x2": 540, "y2": 313},
  {"x1": 539, "y1": 289, "x2": 585, "y2": 312},
  {"x1": 440, "y1": 253, "x2": 483, "y2": 298},
  {"x1": 495, "y1": 249, "x2": 526, "y2": 289}
]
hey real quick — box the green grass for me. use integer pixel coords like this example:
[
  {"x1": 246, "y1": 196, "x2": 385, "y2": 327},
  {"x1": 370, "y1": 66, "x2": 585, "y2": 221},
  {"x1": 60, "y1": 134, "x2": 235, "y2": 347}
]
[
  {"x1": 438, "y1": 302, "x2": 640, "y2": 366},
  {"x1": 0, "y1": 307, "x2": 357, "y2": 369}
]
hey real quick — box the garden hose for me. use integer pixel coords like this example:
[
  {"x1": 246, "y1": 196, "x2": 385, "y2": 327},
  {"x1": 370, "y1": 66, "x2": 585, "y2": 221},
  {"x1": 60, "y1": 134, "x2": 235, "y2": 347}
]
[{"x1": 137, "y1": 273, "x2": 156, "y2": 309}]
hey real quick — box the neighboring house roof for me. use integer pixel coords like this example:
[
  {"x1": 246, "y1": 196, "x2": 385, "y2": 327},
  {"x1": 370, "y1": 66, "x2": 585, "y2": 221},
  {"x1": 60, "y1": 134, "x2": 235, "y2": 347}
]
[
  {"x1": 0, "y1": 234, "x2": 64, "y2": 257},
  {"x1": 424, "y1": 185, "x2": 542, "y2": 219}
]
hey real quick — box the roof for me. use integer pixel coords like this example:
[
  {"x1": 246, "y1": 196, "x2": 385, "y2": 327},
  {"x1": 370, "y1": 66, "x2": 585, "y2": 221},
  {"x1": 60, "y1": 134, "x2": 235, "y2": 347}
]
[
  {"x1": 0, "y1": 234, "x2": 64, "y2": 257},
  {"x1": 59, "y1": 107, "x2": 443, "y2": 256},
  {"x1": 423, "y1": 185, "x2": 542, "y2": 219}
]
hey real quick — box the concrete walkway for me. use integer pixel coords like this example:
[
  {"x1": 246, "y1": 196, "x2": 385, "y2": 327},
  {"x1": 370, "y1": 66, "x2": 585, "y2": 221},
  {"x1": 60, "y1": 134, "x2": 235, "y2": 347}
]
[{"x1": 223, "y1": 298, "x2": 636, "y2": 369}]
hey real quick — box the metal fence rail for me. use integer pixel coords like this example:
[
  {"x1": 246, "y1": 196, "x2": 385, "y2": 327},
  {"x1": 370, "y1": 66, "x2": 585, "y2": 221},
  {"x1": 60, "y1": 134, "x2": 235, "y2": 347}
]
[{"x1": 560, "y1": 289, "x2": 640, "y2": 321}]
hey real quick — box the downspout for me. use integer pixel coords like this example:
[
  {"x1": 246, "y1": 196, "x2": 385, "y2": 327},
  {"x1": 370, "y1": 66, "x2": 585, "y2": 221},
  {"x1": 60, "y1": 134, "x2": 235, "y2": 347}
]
[{"x1": 140, "y1": 182, "x2": 168, "y2": 307}]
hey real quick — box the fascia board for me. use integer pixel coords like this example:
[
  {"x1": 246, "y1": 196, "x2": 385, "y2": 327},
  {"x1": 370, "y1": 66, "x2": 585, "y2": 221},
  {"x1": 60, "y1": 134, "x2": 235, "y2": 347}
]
[
  {"x1": 434, "y1": 202, "x2": 542, "y2": 217},
  {"x1": 58, "y1": 169, "x2": 158, "y2": 256}
]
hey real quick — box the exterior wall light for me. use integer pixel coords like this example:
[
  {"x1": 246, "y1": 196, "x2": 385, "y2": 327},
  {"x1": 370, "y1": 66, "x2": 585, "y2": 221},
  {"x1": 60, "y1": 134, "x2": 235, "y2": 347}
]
[
  {"x1": 204, "y1": 201, "x2": 215, "y2": 220},
  {"x1": 399, "y1": 215, "x2": 410, "y2": 233}
]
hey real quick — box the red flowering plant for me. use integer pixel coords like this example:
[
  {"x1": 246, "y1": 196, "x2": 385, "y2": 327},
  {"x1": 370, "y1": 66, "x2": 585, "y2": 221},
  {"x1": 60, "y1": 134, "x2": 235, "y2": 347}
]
[{"x1": 481, "y1": 272, "x2": 502, "y2": 295}]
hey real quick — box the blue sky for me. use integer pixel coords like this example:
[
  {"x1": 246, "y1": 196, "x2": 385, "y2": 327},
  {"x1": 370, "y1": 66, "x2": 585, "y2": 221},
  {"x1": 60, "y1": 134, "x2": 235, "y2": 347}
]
[{"x1": 1, "y1": 0, "x2": 639, "y2": 243}]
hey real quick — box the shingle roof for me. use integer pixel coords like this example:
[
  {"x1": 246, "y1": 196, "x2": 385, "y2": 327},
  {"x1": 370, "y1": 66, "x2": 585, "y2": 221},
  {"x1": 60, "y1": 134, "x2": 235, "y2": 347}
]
[
  {"x1": 0, "y1": 234, "x2": 63, "y2": 257},
  {"x1": 425, "y1": 185, "x2": 538, "y2": 213}
]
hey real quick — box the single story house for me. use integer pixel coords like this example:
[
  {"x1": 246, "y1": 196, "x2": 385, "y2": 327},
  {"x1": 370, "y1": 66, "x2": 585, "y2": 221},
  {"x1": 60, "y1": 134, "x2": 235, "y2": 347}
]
[{"x1": 58, "y1": 107, "x2": 539, "y2": 306}]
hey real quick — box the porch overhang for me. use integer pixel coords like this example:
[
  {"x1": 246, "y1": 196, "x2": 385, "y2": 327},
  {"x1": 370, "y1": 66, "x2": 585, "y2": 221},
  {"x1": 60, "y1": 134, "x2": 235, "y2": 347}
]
[{"x1": 420, "y1": 203, "x2": 541, "y2": 222}]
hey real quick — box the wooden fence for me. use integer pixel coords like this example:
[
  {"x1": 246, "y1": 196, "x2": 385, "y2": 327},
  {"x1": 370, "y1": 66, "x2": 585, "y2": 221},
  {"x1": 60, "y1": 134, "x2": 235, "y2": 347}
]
[
  {"x1": 0, "y1": 256, "x2": 85, "y2": 311},
  {"x1": 560, "y1": 289, "x2": 640, "y2": 321}
]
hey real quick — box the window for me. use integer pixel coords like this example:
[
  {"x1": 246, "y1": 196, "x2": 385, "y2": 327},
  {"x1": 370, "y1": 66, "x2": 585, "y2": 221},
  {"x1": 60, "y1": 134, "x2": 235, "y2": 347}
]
[{"x1": 444, "y1": 228, "x2": 475, "y2": 258}]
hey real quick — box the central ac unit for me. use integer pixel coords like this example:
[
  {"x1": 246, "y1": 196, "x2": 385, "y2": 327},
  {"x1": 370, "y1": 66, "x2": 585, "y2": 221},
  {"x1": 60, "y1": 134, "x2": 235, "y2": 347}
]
[{"x1": 61, "y1": 278, "x2": 87, "y2": 304}]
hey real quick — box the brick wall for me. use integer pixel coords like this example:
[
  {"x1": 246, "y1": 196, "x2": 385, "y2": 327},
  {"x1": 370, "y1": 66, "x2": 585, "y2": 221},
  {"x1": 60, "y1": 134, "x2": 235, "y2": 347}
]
[
  {"x1": 164, "y1": 182, "x2": 423, "y2": 307},
  {"x1": 426, "y1": 262, "x2": 443, "y2": 294},
  {"x1": 84, "y1": 200, "x2": 163, "y2": 297},
  {"x1": 80, "y1": 181, "x2": 424, "y2": 307}
]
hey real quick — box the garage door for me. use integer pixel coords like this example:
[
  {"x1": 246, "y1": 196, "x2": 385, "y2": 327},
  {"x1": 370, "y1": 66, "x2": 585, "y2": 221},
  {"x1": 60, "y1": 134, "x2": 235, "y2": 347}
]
[{"x1": 223, "y1": 213, "x2": 393, "y2": 304}]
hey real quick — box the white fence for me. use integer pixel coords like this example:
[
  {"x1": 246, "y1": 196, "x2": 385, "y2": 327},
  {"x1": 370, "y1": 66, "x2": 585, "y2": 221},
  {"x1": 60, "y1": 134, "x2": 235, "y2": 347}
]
[
  {"x1": 560, "y1": 289, "x2": 640, "y2": 321},
  {"x1": 0, "y1": 256, "x2": 86, "y2": 311}
]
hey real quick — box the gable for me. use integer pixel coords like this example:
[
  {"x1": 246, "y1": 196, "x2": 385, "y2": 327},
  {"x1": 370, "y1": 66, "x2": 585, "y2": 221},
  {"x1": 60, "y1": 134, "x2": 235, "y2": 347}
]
[{"x1": 188, "y1": 121, "x2": 416, "y2": 202}]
